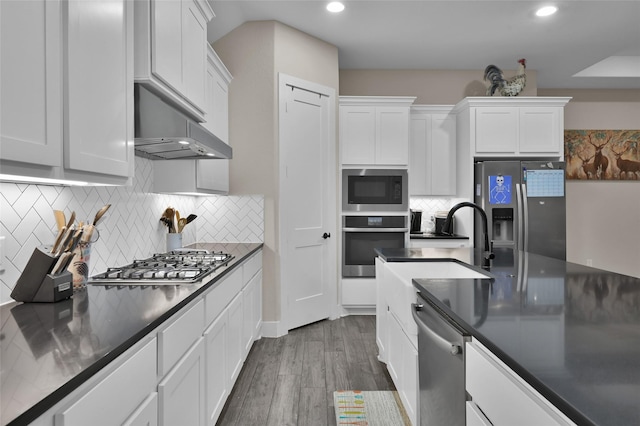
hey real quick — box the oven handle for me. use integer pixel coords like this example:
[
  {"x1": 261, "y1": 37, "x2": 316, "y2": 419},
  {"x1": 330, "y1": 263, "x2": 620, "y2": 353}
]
[{"x1": 342, "y1": 228, "x2": 409, "y2": 233}]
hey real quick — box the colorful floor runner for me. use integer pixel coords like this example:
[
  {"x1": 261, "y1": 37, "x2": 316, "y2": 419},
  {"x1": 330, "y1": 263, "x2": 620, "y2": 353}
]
[{"x1": 333, "y1": 390, "x2": 410, "y2": 426}]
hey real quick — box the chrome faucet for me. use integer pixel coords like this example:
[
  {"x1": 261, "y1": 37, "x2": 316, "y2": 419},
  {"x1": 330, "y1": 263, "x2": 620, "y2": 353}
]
[{"x1": 441, "y1": 202, "x2": 495, "y2": 263}]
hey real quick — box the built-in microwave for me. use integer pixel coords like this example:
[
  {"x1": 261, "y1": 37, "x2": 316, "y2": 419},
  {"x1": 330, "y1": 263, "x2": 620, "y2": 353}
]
[{"x1": 342, "y1": 169, "x2": 408, "y2": 212}]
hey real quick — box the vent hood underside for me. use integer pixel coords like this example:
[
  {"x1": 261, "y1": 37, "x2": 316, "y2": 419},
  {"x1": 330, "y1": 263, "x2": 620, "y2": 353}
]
[{"x1": 134, "y1": 84, "x2": 232, "y2": 160}]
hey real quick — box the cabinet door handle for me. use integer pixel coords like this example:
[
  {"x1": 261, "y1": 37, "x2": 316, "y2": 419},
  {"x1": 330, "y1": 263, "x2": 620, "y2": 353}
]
[{"x1": 322, "y1": 232, "x2": 331, "y2": 239}]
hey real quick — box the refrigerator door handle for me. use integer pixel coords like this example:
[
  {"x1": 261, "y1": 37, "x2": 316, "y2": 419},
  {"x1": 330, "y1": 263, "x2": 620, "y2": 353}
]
[
  {"x1": 522, "y1": 183, "x2": 529, "y2": 252},
  {"x1": 515, "y1": 183, "x2": 524, "y2": 251}
]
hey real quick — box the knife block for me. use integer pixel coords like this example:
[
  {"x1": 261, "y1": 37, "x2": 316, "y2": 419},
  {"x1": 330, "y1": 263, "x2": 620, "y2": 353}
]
[{"x1": 10, "y1": 246, "x2": 73, "y2": 303}]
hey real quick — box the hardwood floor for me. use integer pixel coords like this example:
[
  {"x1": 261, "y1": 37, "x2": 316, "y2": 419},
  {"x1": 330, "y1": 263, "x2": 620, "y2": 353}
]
[{"x1": 216, "y1": 315, "x2": 395, "y2": 426}]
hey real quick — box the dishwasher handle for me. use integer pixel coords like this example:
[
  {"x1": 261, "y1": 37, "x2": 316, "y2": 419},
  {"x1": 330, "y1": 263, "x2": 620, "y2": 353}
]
[{"x1": 412, "y1": 303, "x2": 463, "y2": 356}]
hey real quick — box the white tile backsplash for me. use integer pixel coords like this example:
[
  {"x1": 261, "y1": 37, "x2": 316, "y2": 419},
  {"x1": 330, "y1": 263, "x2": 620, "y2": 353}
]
[
  {"x1": 410, "y1": 197, "x2": 453, "y2": 232},
  {"x1": 0, "y1": 157, "x2": 264, "y2": 305}
]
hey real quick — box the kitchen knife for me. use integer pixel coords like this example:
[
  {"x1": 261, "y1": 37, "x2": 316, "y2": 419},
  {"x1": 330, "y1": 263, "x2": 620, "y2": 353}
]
[
  {"x1": 67, "y1": 228, "x2": 84, "y2": 253},
  {"x1": 57, "y1": 227, "x2": 75, "y2": 257},
  {"x1": 60, "y1": 251, "x2": 77, "y2": 273},
  {"x1": 52, "y1": 252, "x2": 72, "y2": 275},
  {"x1": 51, "y1": 226, "x2": 67, "y2": 254},
  {"x1": 65, "y1": 211, "x2": 76, "y2": 231}
]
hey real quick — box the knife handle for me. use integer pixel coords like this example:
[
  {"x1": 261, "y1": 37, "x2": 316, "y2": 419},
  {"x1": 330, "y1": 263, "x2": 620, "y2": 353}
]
[{"x1": 51, "y1": 226, "x2": 67, "y2": 254}]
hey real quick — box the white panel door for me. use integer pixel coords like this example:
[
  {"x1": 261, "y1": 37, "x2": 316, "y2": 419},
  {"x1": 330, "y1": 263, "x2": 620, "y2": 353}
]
[
  {"x1": 409, "y1": 113, "x2": 430, "y2": 195},
  {"x1": 0, "y1": 0, "x2": 62, "y2": 166},
  {"x1": 475, "y1": 108, "x2": 518, "y2": 154},
  {"x1": 226, "y1": 293, "x2": 243, "y2": 383},
  {"x1": 204, "y1": 312, "x2": 228, "y2": 426},
  {"x1": 340, "y1": 106, "x2": 376, "y2": 164},
  {"x1": 519, "y1": 107, "x2": 561, "y2": 154},
  {"x1": 280, "y1": 75, "x2": 336, "y2": 331},
  {"x1": 65, "y1": 0, "x2": 132, "y2": 177},
  {"x1": 151, "y1": 0, "x2": 182, "y2": 93},
  {"x1": 376, "y1": 107, "x2": 409, "y2": 165},
  {"x1": 158, "y1": 338, "x2": 206, "y2": 426},
  {"x1": 430, "y1": 114, "x2": 456, "y2": 195},
  {"x1": 182, "y1": 0, "x2": 207, "y2": 110}
]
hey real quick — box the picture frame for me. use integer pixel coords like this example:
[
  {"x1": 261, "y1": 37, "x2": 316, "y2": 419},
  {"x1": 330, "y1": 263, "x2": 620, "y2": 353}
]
[{"x1": 564, "y1": 130, "x2": 640, "y2": 180}]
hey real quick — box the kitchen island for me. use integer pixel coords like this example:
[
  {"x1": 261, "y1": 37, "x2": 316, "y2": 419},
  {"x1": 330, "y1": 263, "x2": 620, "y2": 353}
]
[
  {"x1": 376, "y1": 247, "x2": 640, "y2": 426},
  {"x1": 0, "y1": 242, "x2": 262, "y2": 426}
]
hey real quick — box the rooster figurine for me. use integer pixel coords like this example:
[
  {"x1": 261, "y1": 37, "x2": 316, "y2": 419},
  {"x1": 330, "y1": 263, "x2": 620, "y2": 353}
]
[{"x1": 484, "y1": 58, "x2": 527, "y2": 97}]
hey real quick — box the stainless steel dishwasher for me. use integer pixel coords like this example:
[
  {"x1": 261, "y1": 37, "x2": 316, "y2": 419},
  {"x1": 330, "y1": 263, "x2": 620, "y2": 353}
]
[{"x1": 411, "y1": 297, "x2": 470, "y2": 426}]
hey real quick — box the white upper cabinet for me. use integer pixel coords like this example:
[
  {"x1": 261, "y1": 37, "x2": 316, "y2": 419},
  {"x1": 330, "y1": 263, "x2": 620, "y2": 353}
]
[
  {"x1": 409, "y1": 106, "x2": 456, "y2": 196},
  {"x1": 0, "y1": 0, "x2": 62, "y2": 167},
  {"x1": 453, "y1": 97, "x2": 571, "y2": 159},
  {"x1": 204, "y1": 45, "x2": 232, "y2": 143},
  {"x1": 153, "y1": 159, "x2": 229, "y2": 195},
  {"x1": 151, "y1": 44, "x2": 232, "y2": 196},
  {"x1": 65, "y1": 0, "x2": 133, "y2": 180},
  {"x1": 0, "y1": 0, "x2": 134, "y2": 186},
  {"x1": 134, "y1": 0, "x2": 214, "y2": 121},
  {"x1": 340, "y1": 96, "x2": 416, "y2": 166}
]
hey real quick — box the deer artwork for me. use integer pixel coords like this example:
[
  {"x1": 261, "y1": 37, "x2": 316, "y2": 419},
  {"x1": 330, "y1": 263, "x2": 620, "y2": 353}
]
[
  {"x1": 577, "y1": 151, "x2": 599, "y2": 179},
  {"x1": 587, "y1": 136, "x2": 610, "y2": 179},
  {"x1": 611, "y1": 142, "x2": 640, "y2": 180}
]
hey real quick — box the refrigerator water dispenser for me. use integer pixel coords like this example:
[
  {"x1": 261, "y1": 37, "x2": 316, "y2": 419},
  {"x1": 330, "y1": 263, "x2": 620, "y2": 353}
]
[{"x1": 492, "y1": 208, "x2": 514, "y2": 243}]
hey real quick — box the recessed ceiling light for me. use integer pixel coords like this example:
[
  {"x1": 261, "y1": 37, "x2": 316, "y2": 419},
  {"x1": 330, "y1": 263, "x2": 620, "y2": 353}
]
[
  {"x1": 327, "y1": 2, "x2": 345, "y2": 13},
  {"x1": 536, "y1": 6, "x2": 558, "y2": 17}
]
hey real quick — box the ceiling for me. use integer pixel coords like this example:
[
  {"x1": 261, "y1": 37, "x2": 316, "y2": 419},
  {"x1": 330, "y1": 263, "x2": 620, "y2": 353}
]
[{"x1": 206, "y1": 0, "x2": 640, "y2": 90}]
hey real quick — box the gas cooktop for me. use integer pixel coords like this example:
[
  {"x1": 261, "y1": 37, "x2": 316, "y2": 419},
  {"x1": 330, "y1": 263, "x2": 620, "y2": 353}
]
[{"x1": 89, "y1": 250, "x2": 234, "y2": 285}]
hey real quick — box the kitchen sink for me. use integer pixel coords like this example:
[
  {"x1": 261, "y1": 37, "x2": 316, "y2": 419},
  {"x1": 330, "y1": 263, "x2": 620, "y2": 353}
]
[{"x1": 383, "y1": 260, "x2": 492, "y2": 338}]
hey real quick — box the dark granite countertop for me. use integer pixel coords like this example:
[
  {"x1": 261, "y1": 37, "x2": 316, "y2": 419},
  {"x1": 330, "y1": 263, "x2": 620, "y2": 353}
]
[
  {"x1": 0, "y1": 242, "x2": 262, "y2": 426},
  {"x1": 376, "y1": 247, "x2": 640, "y2": 426},
  {"x1": 409, "y1": 232, "x2": 469, "y2": 240}
]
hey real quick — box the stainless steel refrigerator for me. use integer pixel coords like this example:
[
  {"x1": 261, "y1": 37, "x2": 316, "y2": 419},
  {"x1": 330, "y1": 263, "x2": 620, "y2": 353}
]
[{"x1": 474, "y1": 161, "x2": 566, "y2": 260}]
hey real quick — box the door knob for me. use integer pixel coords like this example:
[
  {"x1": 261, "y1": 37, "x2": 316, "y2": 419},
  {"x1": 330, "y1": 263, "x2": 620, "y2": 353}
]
[{"x1": 322, "y1": 232, "x2": 331, "y2": 239}]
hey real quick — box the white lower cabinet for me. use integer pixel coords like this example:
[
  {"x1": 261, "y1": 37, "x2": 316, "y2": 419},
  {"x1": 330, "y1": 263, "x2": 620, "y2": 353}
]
[
  {"x1": 55, "y1": 338, "x2": 157, "y2": 426},
  {"x1": 204, "y1": 311, "x2": 229, "y2": 426},
  {"x1": 386, "y1": 312, "x2": 418, "y2": 426},
  {"x1": 226, "y1": 293, "x2": 244, "y2": 384},
  {"x1": 375, "y1": 258, "x2": 388, "y2": 362},
  {"x1": 386, "y1": 311, "x2": 402, "y2": 384},
  {"x1": 242, "y1": 272, "x2": 261, "y2": 355},
  {"x1": 158, "y1": 300, "x2": 205, "y2": 376},
  {"x1": 342, "y1": 278, "x2": 377, "y2": 307},
  {"x1": 465, "y1": 340, "x2": 575, "y2": 426},
  {"x1": 36, "y1": 250, "x2": 263, "y2": 426},
  {"x1": 158, "y1": 338, "x2": 206, "y2": 426},
  {"x1": 466, "y1": 401, "x2": 491, "y2": 426},
  {"x1": 123, "y1": 393, "x2": 158, "y2": 426}
]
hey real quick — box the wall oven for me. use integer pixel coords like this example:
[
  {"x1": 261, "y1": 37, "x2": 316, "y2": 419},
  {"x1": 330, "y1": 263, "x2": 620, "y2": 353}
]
[
  {"x1": 342, "y1": 169, "x2": 408, "y2": 212},
  {"x1": 342, "y1": 215, "x2": 408, "y2": 277}
]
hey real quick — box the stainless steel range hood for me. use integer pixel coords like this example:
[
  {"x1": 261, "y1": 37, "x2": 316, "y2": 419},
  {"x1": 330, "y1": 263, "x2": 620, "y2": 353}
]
[{"x1": 134, "y1": 84, "x2": 232, "y2": 160}]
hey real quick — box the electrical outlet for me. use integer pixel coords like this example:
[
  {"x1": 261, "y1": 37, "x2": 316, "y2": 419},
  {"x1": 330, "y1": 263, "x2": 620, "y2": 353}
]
[{"x1": 586, "y1": 259, "x2": 593, "y2": 267}]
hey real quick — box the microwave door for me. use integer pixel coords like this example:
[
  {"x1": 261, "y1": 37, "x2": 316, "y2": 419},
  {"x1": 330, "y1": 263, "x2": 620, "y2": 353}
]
[{"x1": 342, "y1": 169, "x2": 408, "y2": 212}]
